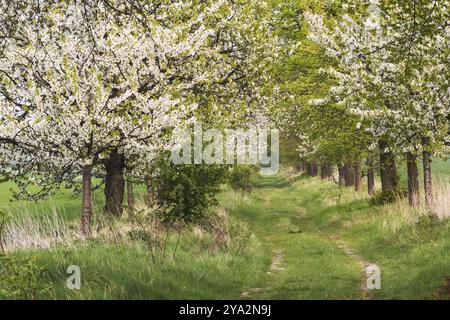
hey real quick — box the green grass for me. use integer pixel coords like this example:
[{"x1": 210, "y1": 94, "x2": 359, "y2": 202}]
[
  {"x1": 221, "y1": 177, "x2": 361, "y2": 299},
  {"x1": 0, "y1": 181, "x2": 96, "y2": 222},
  {"x1": 11, "y1": 236, "x2": 267, "y2": 299},
  {"x1": 1, "y1": 159, "x2": 449, "y2": 299},
  {"x1": 433, "y1": 157, "x2": 450, "y2": 177}
]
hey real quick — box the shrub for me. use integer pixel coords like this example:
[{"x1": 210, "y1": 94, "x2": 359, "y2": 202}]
[
  {"x1": 0, "y1": 254, "x2": 52, "y2": 299},
  {"x1": 126, "y1": 206, "x2": 171, "y2": 262},
  {"x1": 415, "y1": 213, "x2": 440, "y2": 228},
  {"x1": 370, "y1": 188, "x2": 408, "y2": 206},
  {"x1": 228, "y1": 165, "x2": 255, "y2": 193},
  {"x1": 153, "y1": 156, "x2": 228, "y2": 223}
]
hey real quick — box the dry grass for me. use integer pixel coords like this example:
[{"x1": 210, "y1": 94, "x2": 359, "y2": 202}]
[
  {"x1": 219, "y1": 188, "x2": 249, "y2": 210},
  {"x1": 1, "y1": 206, "x2": 77, "y2": 252},
  {"x1": 0, "y1": 198, "x2": 249, "y2": 259},
  {"x1": 320, "y1": 172, "x2": 450, "y2": 233},
  {"x1": 432, "y1": 176, "x2": 450, "y2": 220},
  {"x1": 380, "y1": 176, "x2": 450, "y2": 233},
  {"x1": 0, "y1": 201, "x2": 151, "y2": 252}
]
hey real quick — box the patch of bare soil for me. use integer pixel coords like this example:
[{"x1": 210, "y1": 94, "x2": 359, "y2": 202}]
[
  {"x1": 327, "y1": 235, "x2": 376, "y2": 300},
  {"x1": 240, "y1": 249, "x2": 285, "y2": 298}
]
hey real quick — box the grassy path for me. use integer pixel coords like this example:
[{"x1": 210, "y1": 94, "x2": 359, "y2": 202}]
[
  {"x1": 2, "y1": 169, "x2": 448, "y2": 299},
  {"x1": 227, "y1": 173, "x2": 450, "y2": 300},
  {"x1": 228, "y1": 175, "x2": 363, "y2": 299}
]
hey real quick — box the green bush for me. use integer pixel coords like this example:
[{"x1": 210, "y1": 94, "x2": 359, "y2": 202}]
[
  {"x1": 0, "y1": 254, "x2": 52, "y2": 299},
  {"x1": 415, "y1": 213, "x2": 440, "y2": 228},
  {"x1": 228, "y1": 165, "x2": 255, "y2": 193},
  {"x1": 369, "y1": 187, "x2": 408, "y2": 205},
  {"x1": 154, "y1": 157, "x2": 228, "y2": 223}
]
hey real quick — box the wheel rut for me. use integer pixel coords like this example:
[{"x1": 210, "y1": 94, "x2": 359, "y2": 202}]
[{"x1": 327, "y1": 235, "x2": 376, "y2": 300}]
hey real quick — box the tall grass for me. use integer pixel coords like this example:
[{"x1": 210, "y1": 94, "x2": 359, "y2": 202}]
[
  {"x1": 381, "y1": 176, "x2": 450, "y2": 233},
  {"x1": 432, "y1": 176, "x2": 450, "y2": 220},
  {"x1": 1, "y1": 205, "x2": 75, "y2": 252},
  {"x1": 1, "y1": 196, "x2": 253, "y2": 254},
  {"x1": 1, "y1": 194, "x2": 264, "y2": 299}
]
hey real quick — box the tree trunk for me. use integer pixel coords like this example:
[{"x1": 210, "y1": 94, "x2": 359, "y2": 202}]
[
  {"x1": 320, "y1": 162, "x2": 332, "y2": 179},
  {"x1": 127, "y1": 181, "x2": 135, "y2": 211},
  {"x1": 301, "y1": 161, "x2": 307, "y2": 173},
  {"x1": 320, "y1": 162, "x2": 326, "y2": 179},
  {"x1": 81, "y1": 165, "x2": 92, "y2": 236},
  {"x1": 406, "y1": 152, "x2": 420, "y2": 208},
  {"x1": 422, "y1": 137, "x2": 433, "y2": 209},
  {"x1": 328, "y1": 164, "x2": 333, "y2": 178},
  {"x1": 310, "y1": 160, "x2": 318, "y2": 177},
  {"x1": 354, "y1": 160, "x2": 362, "y2": 192},
  {"x1": 379, "y1": 140, "x2": 398, "y2": 193},
  {"x1": 344, "y1": 162, "x2": 354, "y2": 187},
  {"x1": 338, "y1": 164, "x2": 345, "y2": 187},
  {"x1": 104, "y1": 150, "x2": 125, "y2": 216},
  {"x1": 367, "y1": 157, "x2": 375, "y2": 196},
  {"x1": 306, "y1": 163, "x2": 313, "y2": 176},
  {"x1": 146, "y1": 179, "x2": 155, "y2": 207}
]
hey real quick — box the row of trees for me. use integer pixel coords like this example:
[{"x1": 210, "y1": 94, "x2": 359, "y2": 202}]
[
  {"x1": 0, "y1": 0, "x2": 280, "y2": 234},
  {"x1": 275, "y1": 0, "x2": 449, "y2": 210},
  {"x1": 1, "y1": 0, "x2": 448, "y2": 233}
]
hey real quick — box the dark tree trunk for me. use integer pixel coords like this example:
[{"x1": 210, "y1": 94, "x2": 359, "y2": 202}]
[
  {"x1": 301, "y1": 160, "x2": 307, "y2": 173},
  {"x1": 81, "y1": 165, "x2": 92, "y2": 236},
  {"x1": 328, "y1": 164, "x2": 334, "y2": 178},
  {"x1": 354, "y1": 160, "x2": 362, "y2": 192},
  {"x1": 379, "y1": 140, "x2": 398, "y2": 193},
  {"x1": 327, "y1": 164, "x2": 331, "y2": 178},
  {"x1": 367, "y1": 157, "x2": 375, "y2": 196},
  {"x1": 320, "y1": 162, "x2": 326, "y2": 179},
  {"x1": 294, "y1": 161, "x2": 305, "y2": 173},
  {"x1": 146, "y1": 179, "x2": 155, "y2": 207},
  {"x1": 104, "y1": 150, "x2": 125, "y2": 216},
  {"x1": 310, "y1": 160, "x2": 318, "y2": 177},
  {"x1": 338, "y1": 164, "x2": 345, "y2": 187},
  {"x1": 306, "y1": 163, "x2": 312, "y2": 176},
  {"x1": 320, "y1": 162, "x2": 332, "y2": 179},
  {"x1": 127, "y1": 181, "x2": 135, "y2": 211},
  {"x1": 422, "y1": 137, "x2": 433, "y2": 209},
  {"x1": 344, "y1": 162, "x2": 355, "y2": 187},
  {"x1": 406, "y1": 152, "x2": 420, "y2": 208}
]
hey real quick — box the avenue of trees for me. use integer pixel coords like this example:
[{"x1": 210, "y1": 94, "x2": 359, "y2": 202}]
[
  {"x1": 274, "y1": 0, "x2": 449, "y2": 211},
  {"x1": 0, "y1": 0, "x2": 280, "y2": 234},
  {"x1": 0, "y1": 0, "x2": 449, "y2": 236}
]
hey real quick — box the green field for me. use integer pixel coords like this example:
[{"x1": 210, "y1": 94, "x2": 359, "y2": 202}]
[
  {"x1": 397, "y1": 157, "x2": 450, "y2": 184},
  {"x1": 1, "y1": 161, "x2": 449, "y2": 299}
]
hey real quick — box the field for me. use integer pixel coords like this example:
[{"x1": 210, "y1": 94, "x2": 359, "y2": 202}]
[{"x1": 1, "y1": 159, "x2": 449, "y2": 300}]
